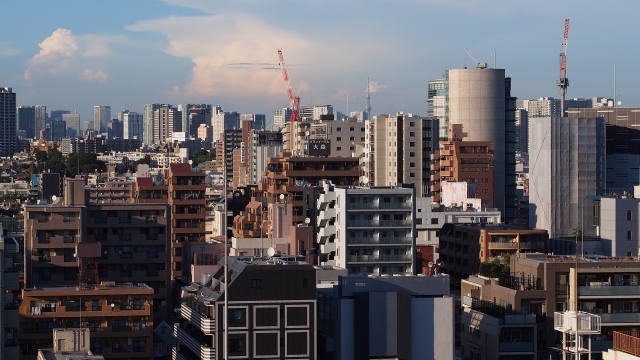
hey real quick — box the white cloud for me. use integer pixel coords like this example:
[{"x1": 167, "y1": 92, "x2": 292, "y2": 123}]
[
  {"x1": 127, "y1": 14, "x2": 310, "y2": 99},
  {"x1": 25, "y1": 28, "x2": 121, "y2": 82},
  {"x1": 367, "y1": 81, "x2": 386, "y2": 93},
  {"x1": 81, "y1": 69, "x2": 108, "y2": 83},
  {"x1": 0, "y1": 43, "x2": 19, "y2": 57}
]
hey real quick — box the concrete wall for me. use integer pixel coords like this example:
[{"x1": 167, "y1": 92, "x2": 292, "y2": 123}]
[
  {"x1": 600, "y1": 197, "x2": 640, "y2": 257},
  {"x1": 448, "y1": 68, "x2": 506, "y2": 215}
]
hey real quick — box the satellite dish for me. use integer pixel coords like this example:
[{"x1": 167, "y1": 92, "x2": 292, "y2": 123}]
[
  {"x1": 188, "y1": 160, "x2": 193, "y2": 165},
  {"x1": 279, "y1": 194, "x2": 285, "y2": 200},
  {"x1": 304, "y1": 217, "x2": 311, "y2": 225},
  {"x1": 267, "y1": 247, "x2": 275, "y2": 257},
  {"x1": 618, "y1": 101, "x2": 622, "y2": 106},
  {"x1": 51, "y1": 195, "x2": 57, "y2": 203},
  {"x1": 305, "y1": 131, "x2": 310, "y2": 137}
]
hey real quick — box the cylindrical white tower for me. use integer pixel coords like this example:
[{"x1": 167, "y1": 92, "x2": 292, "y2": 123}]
[{"x1": 448, "y1": 68, "x2": 506, "y2": 215}]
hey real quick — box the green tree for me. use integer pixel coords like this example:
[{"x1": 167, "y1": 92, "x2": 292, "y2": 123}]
[
  {"x1": 189, "y1": 149, "x2": 215, "y2": 166},
  {"x1": 66, "y1": 153, "x2": 106, "y2": 176}
]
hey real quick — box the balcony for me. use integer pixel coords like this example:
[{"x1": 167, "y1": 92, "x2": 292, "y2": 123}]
[
  {"x1": 179, "y1": 302, "x2": 215, "y2": 334},
  {"x1": 346, "y1": 237, "x2": 412, "y2": 246},
  {"x1": 347, "y1": 254, "x2": 412, "y2": 263},
  {"x1": 553, "y1": 311, "x2": 601, "y2": 334},
  {"x1": 172, "y1": 347, "x2": 187, "y2": 360},
  {"x1": 346, "y1": 202, "x2": 412, "y2": 210},
  {"x1": 174, "y1": 324, "x2": 215, "y2": 359},
  {"x1": 579, "y1": 285, "x2": 640, "y2": 297},
  {"x1": 599, "y1": 312, "x2": 640, "y2": 324},
  {"x1": 347, "y1": 220, "x2": 412, "y2": 228},
  {"x1": 499, "y1": 341, "x2": 534, "y2": 353}
]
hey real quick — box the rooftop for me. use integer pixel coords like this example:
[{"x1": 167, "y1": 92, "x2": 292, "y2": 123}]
[
  {"x1": 24, "y1": 282, "x2": 153, "y2": 293},
  {"x1": 38, "y1": 349, "x2": 104, "y2": 360},
  {"x1": 522, "y1": 252, "x2": 640, "y2": 264}
]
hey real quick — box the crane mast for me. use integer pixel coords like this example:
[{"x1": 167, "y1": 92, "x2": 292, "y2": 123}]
[
  {"x1": 556, "y1": 18, "x2": 570, "y2": 116},
  {"x1": 277, "y1": 49, "x2": 300, "y2": 122}
]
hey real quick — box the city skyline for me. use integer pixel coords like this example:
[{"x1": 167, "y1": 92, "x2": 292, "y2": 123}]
[{"x1": 1, "y1": 0, "x2": 639, "y2": 124}]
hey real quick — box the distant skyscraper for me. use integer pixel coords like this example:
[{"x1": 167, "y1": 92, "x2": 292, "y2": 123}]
[
  {"x1": 62, "y1": 112, "x2": 80, "y2": 135},
  {"x1": 34, "y1": 105, "x2": 47, "y2": 139},
  {"x1": 17, "y1": 105, "x2": 36, "y2": 139},
  {"x1": 299, "y1": 104, "x2": 333, "y2": 121},
  {"x1": 349, "y1": 111, "x2": 369, "y2": 122},
  {"x1": 0, "y1": 87, "x2": 16, "y2": 157},
  {"x1": 153, "y1": 105, "x2": 181, "y2": 144},
  {"x1": 427, "y1": 74, "x2": 449, "y2": 139},
  {"x1": 522, "y1": 97, "x2": 592, "y2": 118},
  {"x1": 188, "y1": 106, "x2": 212, "y2": 137},
  {"x1": 240, "y1": 113, "x2": 266, "y2": 130},
  {"x1": 515, "y1": 108, "x2": 528, "y2": 154},
  {"x1": 273, "y1": 108, "x2": 291, "y2": 130},
  {"x1": 107, "y1": 119, "x2": 123, "y2": 139},
  {"x1": 51, "y1": 119, "x2": 66, "y2": 142},
  {"x1": 50, "y1": 110, "x2": 71, "y2": 122},
  {"x1": 121, "y1": 111, "x2": 143, "y2": 140},
  {"x1": 211, "y1": 107, "x2": 239, "y2": 142},
  {"x1": 143, "y1": 103, "x2": 160, "y2": 145},
  {"x1": 93, "y1": 105, "x2": 111, "y2": 133}
]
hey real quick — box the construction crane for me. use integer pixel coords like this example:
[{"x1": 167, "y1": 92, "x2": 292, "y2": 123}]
[
  {"x1": 277, "y1": 49, "x2": 300, "y2": 122},
  {"x1": 556, "y1": 18, "x2": 570, "y2": 116},
  {"x1": 464, "y1": 50, "x2": 487, "y2": 69}
]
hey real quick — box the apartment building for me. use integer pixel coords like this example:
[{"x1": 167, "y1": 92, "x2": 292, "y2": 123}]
[
  {"x1": 282, "y1": 117, "x2": 366, "y2": 158},
  {"x1": 25, "y1": 178, "x2": 171, "y2": 317},
  {"x1": 461, "y1": 252, "x2": 640, "y2": 359},
  {"x1": 311, "y1": 181, "x2": 416, "y2": 275},
  {"x1": 19, "y1": 283, "x2": 153, "y2": 359},
  {"x1": 439, "y1": 223, "x2": 547, "y2": 287},
  {"x1": 88, "y1": 180, "x2": 133, "y2": 204},
  {"x1": 430, "y1": 123, "x2": 494, "y2": 207},
  {"x1": 174, "y1": 256, "x2": 317, "y2": 360},
  {"x1": 1, "y1": 225, "x2": 21, "y2": 359}
]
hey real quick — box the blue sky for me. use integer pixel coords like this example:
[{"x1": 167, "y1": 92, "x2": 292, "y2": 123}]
[{"x1": 1, "y1": 0, "x2": 639, "y2": 124}]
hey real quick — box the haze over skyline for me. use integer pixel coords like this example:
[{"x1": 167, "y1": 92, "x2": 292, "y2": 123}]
[{"x1": 2, "y1": 0, "x2": 638, "y2": 124}]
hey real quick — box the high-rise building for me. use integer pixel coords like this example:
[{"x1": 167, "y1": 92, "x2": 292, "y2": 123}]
[
  {"x1": 515, "y1": 108, "x2": 528, "y2": 154},
  {"x1": 349, "y1": 110, "x2": 369, "y2": 122},
  {"x1": 153, "y1": 105, "x2": 181, "y2": 144},
  {"x1": 51, "y1": 119, "x2": 66, "y2": 142},
  {"x1": 522, "y1": 97, "x2": 592, "y2": 118},
  {"x1": 143, "y1": 103, "x2": 160, "y2": 145},
  {"x1": 119, "y1": 110, "x2": 143, "y2": 140},
  {"x1": 283, "y1": 117, "x2": 365, "y2": 158},
  {"x1": 107, "y1": 118, "x2": 123, "y2": 139},
  {"x1": 0, "y1": 87, "x2": 16, "y2": 157},
  {"x1": 427, "y1": 74, "x2": 449, "y2": 139},
  {"x1": 93, "y1": 105, "x2": 111, "y2": 134},
  {"x1": 187, "y1": 106, "x2": 212, "y2": 137},
  {"x1": 240, "y1": 113, "x2": 266, "y2": 130},
  {"x1": 528, "y1": 117, "x2": 606, "y2": 238},
  {"x1": 299, "y1": 104, "x2": 333, "y2": 121},
  {"x1": 49, "y1": 109, "x2": 71, "y2": 122},
  {"x1": 16, "y1": 105, "x2": 36, "y2": 139},
  {"x1": 446, "y1": 67, "x2": 517, "y2": 220},
  {"x1": 0, "y1": 224, "x2": 20, "y2": 359},
  {"x1": 367, "y1": 113, "x2": 438, "y2": 197},
  {"x1": 274, "y1": 107, "x2": 291, "y2": 129},
  {"x1": 211, "y1": 107, "x2": 239, "y2": 142},
  {"x1": 62, "y1": 112, "x2": 80, "y2": 135},
  {"x1": 34, "y1": 105, "x2": 47, "y2": 139}
]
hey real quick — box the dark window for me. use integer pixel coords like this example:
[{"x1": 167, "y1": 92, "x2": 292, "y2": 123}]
[
  {"x1": 431, "y1": 218, "x2": 438, "y2": 225},
  {"x1": 251, "y1": 279, "x2": 262, "y2": 288},
  {"x1": 628, "y1": 210, "x2": 633, "y2": 221},
  {"x1": 229, "y1": 338, "x2": 244, "y2": 353},
  {"x1": 336, "y1": 127, "x2": 342, "y2": 132},
  {"x1": 231, "y1": 309, "x2": 243, "y2": 323}
]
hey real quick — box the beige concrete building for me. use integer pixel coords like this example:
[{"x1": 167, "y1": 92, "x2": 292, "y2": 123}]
[{"x1": 282, "y1": 118, "x2": 366, "y2": 158}]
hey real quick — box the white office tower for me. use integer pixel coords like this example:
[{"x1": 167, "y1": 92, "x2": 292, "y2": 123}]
[
  {"x1": 349, "y1": 111, "x2": 368, "y2": 122},
  {"x1": 299, "y1": 104, "x2": 333, "y2": 121},
  {"x1": 121, "y1": 111, "x2": 143, "y2": 140},
  {"x1": 447, "y1": 67, "x2": 517, "y2": 219},
  {"x1": 143, "y1": 103, "x2": 160, "y2": 145},
  {"x1": 528, "y1": 117, "x2": 606, "y2": 238},
  {"x1": 153, "y1": 105, "x2": 181, "y2": 144},
  {"x1": 211, "y1": 107, "x2": 239, "y2": 142},
  {"x1": 315, "y1": 180, "x2": 416, "y2": 275},
  {"x1": 93, "y1": 105, "x2": 111, "y2": 133},
  {"x1": 273, "y1": 107, "x2": 291, "y2": 130}
]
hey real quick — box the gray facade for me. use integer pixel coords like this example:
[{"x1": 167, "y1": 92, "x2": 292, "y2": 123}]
[
  {"x1": 529, "y1": 117, "x2": 606, "y2": 238},
  {"x1": 143, "y1": 103, "x2": 160, "y2": 145},
  {"x1": 93, "y1": 105, "x2": 110, "y2": 134},
  {"x1": 447, "y1": 68, "x2": 517, "y2": 220}
]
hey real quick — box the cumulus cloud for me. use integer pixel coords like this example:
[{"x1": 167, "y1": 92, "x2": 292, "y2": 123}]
[
  {"x1": 0, "y1": 43, "x2": 20, "y2": 57},
  {"x1": 367, "y1": 81, "x2": 386, "y2": 93},
  {"x1": 81, "y1": 69, "x2": 108, "y2": 83},
  {"x1": 127, "y1": 14, "x2": 309, "y2": 99},
  {"x1": 25, "y1": 28, "x2": 120, "y2": 82}
]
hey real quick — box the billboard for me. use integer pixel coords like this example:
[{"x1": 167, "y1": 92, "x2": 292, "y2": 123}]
[{"x1": 307, "y1": 139, "x2": 331, "y2": 156}]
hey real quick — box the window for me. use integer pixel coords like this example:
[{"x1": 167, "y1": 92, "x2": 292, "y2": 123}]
[
  {"x1": 409, "y1": 173, "x2": 415, "y2": 178},
  {"x1": 628, "y1": 210, "x2": 633, "y2": 221},
  {"x1": 410, "y1": 162, "x2": 415, "y2": 167},
  {"x1": 410, "y1": 121, "x2": 415, "y2": 127},
  {"x1": 349, "y1": 136, "x2": 354, "y2": 141},
  {"x1": 337, "y1": 147, "x2": 342, "y2": 151},
  {"x1": 229, "y1": 338, "x2": 244, "y2": 353},
  {"x1": 337, "y1": 137, "x2": 342, "y2": 141},
  {"x1": 410, "y1": 152, "x2": 415, "y2": 157},
  {"x1": 63, "y1": 213, "x2": 75, "y2": 222},
  {"x1": 628, "y1": 231, "x2": 633, "y2": 241},
  {"x1": 230, "y1": 309, "x2": 243, "y2": 323},
  {"x1": 431, "y1": 218, "x2": 438, "y2": 225},
  {"x1": 251, "y1": 279, "x2": 262, "y2": 288},
  {"x1": 336, "y1": 127, "x2": 342, "y2": 132},
  {"x1": 410, "y1": 132, "x2": 415, "y2": 137},
  {"x1": 409, "y1": 142, "x2": 415, "y2": 147}
]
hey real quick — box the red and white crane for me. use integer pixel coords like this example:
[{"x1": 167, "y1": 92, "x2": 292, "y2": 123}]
[
  {"x1": 278, "y1": 49, "x2": 300, "y2": 122},
  {"x1": 556, "y1": 18, "x2": 570, "y2": 116}
]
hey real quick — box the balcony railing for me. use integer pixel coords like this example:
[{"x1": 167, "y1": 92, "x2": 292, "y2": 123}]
[
  {"x1": 499, "y1": 341, "x2": 534, "y2": 353},
  {"x1": 579, "y1": 285, "x2": 640, "y2": 297},
  {"x1": 614, "y1": 331, "x2": 640, "y2": 356},
  {"x1": 347, "y1": 254, "x2": 412, "y2": 263},
  {"x1": 599, "y1": 313, "x2": 640, "y2": 324},
  {"x1": 347, "y1": 237, "x2": 412, "y2": 245},
  {"x1": 347, "y1": 220, "x2": 412, "y2": 228},
  {"x1": 346, "y1": 202, "x2": 413, "y2": 210}
]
